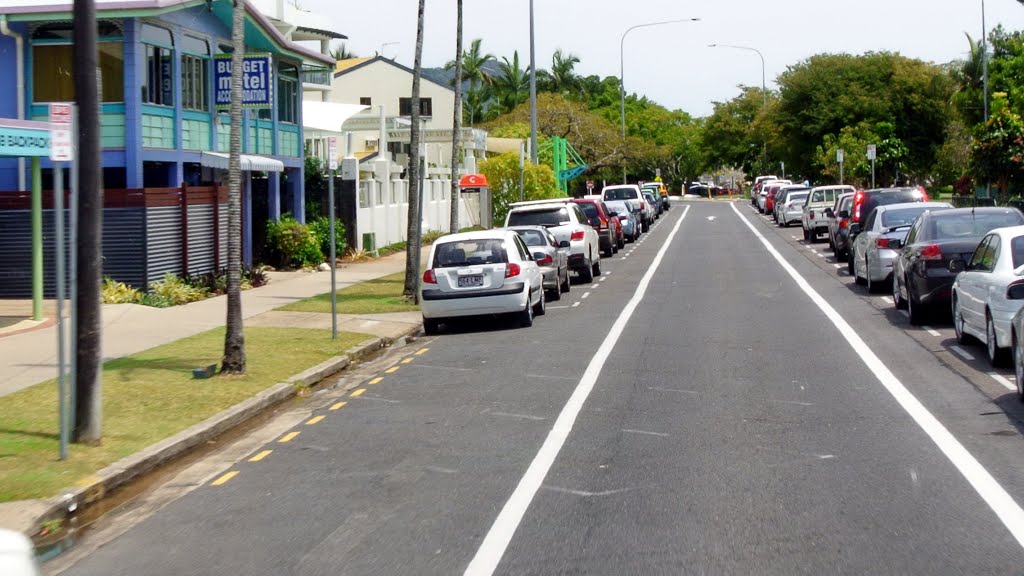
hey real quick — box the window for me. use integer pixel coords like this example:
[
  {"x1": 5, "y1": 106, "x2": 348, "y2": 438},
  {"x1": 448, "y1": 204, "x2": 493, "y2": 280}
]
[
  {"x1": 360, "y1": 97, "x2": 372, "y2": 106},
  {"x1": 277, "y1": 63, "x2": 298, "y2": 123},
  {"x1": 32, "y1": 22, "x2": 123, "y2": 103},
  {"x1": 398, "y1": 97, "x2": 432, "y2": 117},
  {"x1": 970, "y1": 236, "x2": 997, "y2": 272},
  {"x1": 513, "y1": 235, "x2": 530, "y2": 261},
  {"x1": 140, "y1": 24, "x2": 173, "y2": 106},
  {"x1": 181, "y1": 36, "x2": 210, "y2": 111}
]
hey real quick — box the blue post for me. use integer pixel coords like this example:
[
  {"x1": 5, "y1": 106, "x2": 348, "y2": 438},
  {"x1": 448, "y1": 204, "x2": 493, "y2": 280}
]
[
  {"x1": 268, "y1": 172, "x2": 280, "y2": 220},
  {"x1": 242, "y1": 174, "x2": 252, "y2": 266}
]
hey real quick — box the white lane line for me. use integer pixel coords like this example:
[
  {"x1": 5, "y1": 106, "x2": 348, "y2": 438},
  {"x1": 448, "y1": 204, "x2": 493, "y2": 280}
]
[
  {"x1": 581, "y1": 292, "x2": 591, "y2": 299},
  {"x1": 922, "y1": 326, "x2": 942, "y2": 337},
  {"x1": 950, "y1": 345, "x2": 976, "y2": 361},
  {"x1": 599, "y1": 277, "x2": 607, "y2": 282},
  {"x1": 899, "y1": 310, "x2": 910, "y2": 318},
  {"x1": 810, "y1": 249, "x2": 819, "y2": 255},
  {"x1": 463, "y1": 205, "x2": 691, "y2": 576},
  {"x1": 817, "y1": 253, "x2": 826, "y2": 258},
  {"x1": 879, "y1": 296, "x2": 894, "y2": 305},
  {"x1": 547, "y1": 305, "x2": 569, "y2": 309},
  {"x1": 990, "y1": 373, "x2": 1017, "y2": 392},
  {"x1": 791, "y1": 235, "x2": 799, "y2": 240},
  {"x1": 604, "y1": 271, "x2": 612, "y2": 277},
  {"x1": 622, "y1": 428, "x2": 670, "y2": 438},
  {"x1": 571, "y1": 301, "x2": 581, "y2": 308},
  {"x1": 590, "y1": 284, "x2": 600, "y2": 289},
  {"x1": 834, "y1": 264, "x2": 844, "y2": 269},
  {"x1": 728, "y1": 201, "x2": 1024, "y2": 552},
  {"x1": 491, "y1": 412, "x2": 547, "y2": 421}
]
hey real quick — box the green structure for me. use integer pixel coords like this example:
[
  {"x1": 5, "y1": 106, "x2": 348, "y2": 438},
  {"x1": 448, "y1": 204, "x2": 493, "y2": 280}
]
[{"x1": 540, "y1": 136, "x2": 588, "y2": 194}]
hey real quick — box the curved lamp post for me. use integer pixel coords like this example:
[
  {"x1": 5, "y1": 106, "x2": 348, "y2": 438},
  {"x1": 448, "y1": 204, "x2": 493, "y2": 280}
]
[{"x1": 709, "y1": 43, "x2": 767, "y2": 173}]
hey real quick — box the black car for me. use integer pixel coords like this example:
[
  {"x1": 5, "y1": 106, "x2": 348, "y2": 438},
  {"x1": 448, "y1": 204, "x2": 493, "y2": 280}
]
[{"x1": 892, "y1": 207, "x2": 1024, "y2": 325}]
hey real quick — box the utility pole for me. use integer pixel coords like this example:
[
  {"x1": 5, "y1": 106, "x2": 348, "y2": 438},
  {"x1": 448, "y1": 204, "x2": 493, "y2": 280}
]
[
  {"x1": 73, "y1": 0, "x2": 102, "y2": 444},
  {"x1": 528, "y1": 0, "x2": 538, "y2": 164}
]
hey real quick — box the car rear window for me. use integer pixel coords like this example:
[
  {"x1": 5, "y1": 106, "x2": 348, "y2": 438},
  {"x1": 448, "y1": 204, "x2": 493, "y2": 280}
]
[
  {"x1": 862, "y1": 190, "x2": 924, "y2": 216},
  {"x1": 606, "y1": 201, "x2": 629, "y2": 214},
  {"x1": 881, "y1": 207, "x2": 930, "y2": 229},
  {"x1": 514, "y1": 229, "x2": 547, "y2": 247},
  {"x1": 604, "y1": 188, "x2": 638, "y2": 200},
  {"x1": 930, "y1": 212, "x2": 1024, "y2": 240},
  {"x1": 433, "y1": 239, "x2": 508, "y2": 267},
  {"x1": 839, "y1": 196, "x2": 853, "y2": 212},
  {"x1": 578, "y1": 203, "x2": 600, "y2": 219},
  {"x1": 788, "y1": 192, "x2": 808, "y2": 204},
  {"x1": 507, "y1": 207, "x2": 568, "y2": 227},
  {"x1": 1013, "y1": 236, "x2": 1024, "y2": 269}
]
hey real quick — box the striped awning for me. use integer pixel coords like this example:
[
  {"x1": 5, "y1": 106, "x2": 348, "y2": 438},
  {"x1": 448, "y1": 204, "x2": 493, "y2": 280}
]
[{"x1": 199, "y1": 152, "x2": 284, "y2": 173}]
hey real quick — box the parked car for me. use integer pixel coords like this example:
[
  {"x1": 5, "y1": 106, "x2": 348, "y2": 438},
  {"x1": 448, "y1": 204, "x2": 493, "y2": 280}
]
[
  {"x1": 757, "y1": 180, "x2": 789, "y2": 212},
  {"x1": 606, "y1": 200, "x2": 639, "y2": 242},
  {"x1": 851, "y1": 187, "x2": 929, "y2": 227},
  {"x1": 641, "y1": 182, "x2": 670, "y2": 210},
  {"x1": 802, "y1": 185, "x2": 855, "y2": 242},
  {"x1": 601, "y1": 184, "x2": 647, "y2": 232},
  {"x1": 849, "y1": 202, "x2": 953, "y2": 293},
  {"x1": 643, "y1": 191, "x2": 662, "y2": 219},
  {"x1": 826, "y1": 192, "x2": 856, "y2": 261},
  {"x1": 506, "y1": 225, "x2": 571, "y2": 301},
  {"x1": 952, "y1": 225, "x2": 1024, "y2": 366},
  {"x1": 1009, "y1": 306, "x2": 1024, "y2": 399},
  {"x1": 0, "y1": 529, "x2": 39, "y2": 576},
  {"x1": 893, "y1": 207, "x2": 1024, "y2": 325},
  {"x1": 776, "y1": 188, "x2": 810, "y2": 227},
  {"x1": 763, "y1": 182, "x2": 790, "y2": 215},
  {"x1": 505, "y1": 199, "x2": 602, "y2": 282},
  {"x1": 574, "y1": 197, "x2": 618, "y2": 258},
  {"x1": 420, "y1": 230, "x2": 545, "y2": 334},
  {"x1": 752, "y1": 176, "x2": 778, "y2": 207}
]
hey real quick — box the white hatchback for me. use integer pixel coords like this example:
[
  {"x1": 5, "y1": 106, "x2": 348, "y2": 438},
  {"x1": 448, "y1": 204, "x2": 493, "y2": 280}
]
[{"x1": 420, "y1": 230, "x2": 545, "y2": 334}]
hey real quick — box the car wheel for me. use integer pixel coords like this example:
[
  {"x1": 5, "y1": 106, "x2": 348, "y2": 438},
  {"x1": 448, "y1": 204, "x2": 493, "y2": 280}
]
[
  {"x1": 592, "y1": 257, "x2": 602, "y2": 277},
  {"x1": 1014, "y1": 330, "x2": 1024, "y2": 401},
  {"x1": 893, "y1": 274, "x2": 908, "y2": 310},
  {"x1": 847, "y1": 254, "x2": 855, "y2": 276},
  {"x1": 547, "y1": 285, "x2": 561, "y2": 301},
  {"x1": 829, "y1": 236, "x2": 836, "y2": 253},
  {"x1": 987, "y1": 312, "x2": 1008, "y2": 367},
  {"x1": 423, "y1": 317, "x2": 440, "y2": 335},
  {"x1": 534, "y1": 288, "x2": 546, "y2": 316},
  {"x1": 617, "y1": 237, "x2": 625, "y2": 250},
  {"x1": 780, "y1": 219, "x2": 788, "y2": 228},
  {"x1": 853, "y1": 254, "x2": 866, "y2": 285},
  {"x1": 561, "y1": 269, "x2": 571, "y2": 293},
  {"x1": 579, "y1": 257, "x2": 594, "y2": 283},
  {"x1": 810, "y1": 230, "x2": 818, "y2": 242},
  {"x1": 519, "y1": 292, "x2": 534, "y2": 327},
  {"x1": 907, "y1": 282, "x2": 928, "y2": 326},
  {"x1": 953, "y1": 296, "x2": 972, "y2": 344}
]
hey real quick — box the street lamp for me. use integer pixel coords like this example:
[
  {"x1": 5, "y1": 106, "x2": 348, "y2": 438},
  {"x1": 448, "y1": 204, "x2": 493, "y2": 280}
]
[
  {"x1": 529, "y1": 0, "x2": 538, "y2": 165},
  {"x1": 619, "y1": 17, "x2": 700, "y2": 183},
  {"x1": 709, "y1": 43, "x2": 767, "y2": 173}
]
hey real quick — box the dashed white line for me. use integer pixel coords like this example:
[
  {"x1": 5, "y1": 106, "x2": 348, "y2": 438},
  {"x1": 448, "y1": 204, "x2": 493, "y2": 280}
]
[
  {"x1": 950, "y1": 345, "x2": 976, "y2": 361},
  {"x1": 899, "y1": 310, "x2": 910, "y2": 318},
  {"x1": 622, "y1": 428, "x2": 670, "y2": 438},
  {"x1": 922, "y1": 326, "x2": 942, "y2": 337},
  {"x1": 878, "y1": 296, "x2": 894, "y2": 305},
  {"x1": 547, "y1": 305, "x2": 569, "y2": 309},
  {"x1": 834, "y1": 264, "x2": 844, "y2": 269},
  {"x1": 581, "y1": 292, "x2": 591, "y2": 299},
  {"x1": 989, "y1": 373, "x2": 1017, "y2": 392},
  {"x1": 590, "y1": 284, "x2": 600, "y2": 289}
]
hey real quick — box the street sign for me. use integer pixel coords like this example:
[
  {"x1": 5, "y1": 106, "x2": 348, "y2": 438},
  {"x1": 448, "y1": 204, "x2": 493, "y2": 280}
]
[
  {"x1": 836, "y1": 149, "x2": 844, "y2": 163},
  {"x1": 49, "y1": 103, "x2": 73, "y2": 161},
  {"x1": 340, "y1": 157, "x2": 358, "y2": 181},
  {"x1": 867, "y1": 144, "x2": 876, "y2": 160},
  {"x1": 214, "y1": 53, "x2": 273, "y2": 109},
  {"x1": 327, "y1": 137, "x2": 338, "y2": 171},
  {"x1": 586, "y1": 180, "x2": 594, "y2": 191}
]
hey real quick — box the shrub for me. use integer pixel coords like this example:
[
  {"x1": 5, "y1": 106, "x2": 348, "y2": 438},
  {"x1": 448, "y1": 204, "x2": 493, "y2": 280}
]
[
  {"x1": 101, "y1": 277, "x2": 142, "y2": 304},
  {"x1": 185, "y1": 266, "x2": 270, "y2": 295},
  {"x1": 308, "y1": 216, "x2": 347, "y2": 260},
  {"x1": 422, "y1": 229, "x2": 446, "y2": 245},
  {"x1": 265, "y1": 215, "x2": 323, "y2": 269},
  {"x1": 145, "y1": 273, "x2": 209, "y2": 307}
]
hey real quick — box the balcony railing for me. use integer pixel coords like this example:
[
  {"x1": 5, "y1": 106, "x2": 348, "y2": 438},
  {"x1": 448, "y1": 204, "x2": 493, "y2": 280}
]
[{"x1": 302, "y1": 65, "x2": 332, "y2": 88}]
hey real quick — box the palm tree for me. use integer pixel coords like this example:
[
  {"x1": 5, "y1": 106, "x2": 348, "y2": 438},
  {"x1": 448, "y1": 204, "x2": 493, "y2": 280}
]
[
  {"x1": 492, "y1": 51, "x2": 530, "y2": 114},
  {"x1": 447, "y1": 38, "x2": 494, "y2": 126},
  {"x1": 330, "y1": 42, "x2": 357, "y2": 61},
  {"x1": 449, "y1": 0, "x2": 463, "y2": 234},
  {"x1": 222, "y1": 0, "x2": 246, "y2": 373},
  {"x1": 403, "y1": 0, "x2": 426, "y2": 300},
  {"x1": 549, "y1": 49, "x2": 581, "y2": 96}
]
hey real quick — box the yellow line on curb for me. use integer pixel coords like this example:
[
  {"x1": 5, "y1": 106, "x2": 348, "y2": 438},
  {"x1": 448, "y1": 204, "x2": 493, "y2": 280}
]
[
  {"x1": 330, "y1": 401, "x2": 347, "y2": 411},
  {"x1": 278, "y1": 431, "x2": 300, "y2": 443},
  {"x1": 211, "y1": 471, "x2": 238, "y2": 486},
  {"x1": 415, "y1": 348, "x2": 429, "y2": 355},
  {"x1": 306, "y1": 415, "x2": 325, "y2": 425},
  {"x1": 385, "y1": 366, "x2": 400, "y2": 374},
  {"x1": 248, "y1": 450, "x2": 272, "y2": 462},
  {"x1": 368, "y1": 377, "x2": 383, "y2": 385},
  {"x1": 351, "y1": 388, "x2": 366, "y2": 397},
  {"x1": 401, "y1": 358, "x2": 413, "y2": 364}
]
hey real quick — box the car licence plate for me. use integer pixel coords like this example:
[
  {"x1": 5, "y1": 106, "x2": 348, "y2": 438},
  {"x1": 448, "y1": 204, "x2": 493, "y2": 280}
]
[{"x1": 458, "y1": 275, "x2": 483, "y2": 288}]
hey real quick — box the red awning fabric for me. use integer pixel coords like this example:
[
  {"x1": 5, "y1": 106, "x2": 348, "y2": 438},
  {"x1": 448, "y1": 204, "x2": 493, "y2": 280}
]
[{"x1": 459, "y1": 174, "x2": 489, "y2": 188}]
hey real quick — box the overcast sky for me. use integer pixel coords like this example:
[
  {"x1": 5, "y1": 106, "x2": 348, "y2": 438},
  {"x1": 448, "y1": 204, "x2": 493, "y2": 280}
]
[{"x1": 299, "y1": 0, "x2": 1024, "y2": 117}]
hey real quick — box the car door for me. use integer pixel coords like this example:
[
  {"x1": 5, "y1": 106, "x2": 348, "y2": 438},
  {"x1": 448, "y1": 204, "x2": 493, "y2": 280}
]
[
  {"x1": 549, "y1": 230, "x2": 568, "y2": 271},
  {"x1": 962, "y1": 235, "x2": 996, "y2": 333},
  {"x1": 896, "y1": 216, "x2": 922, "y2": 295},
  {"x1": 513, "y1": 234, "x2": 542, "y2": 295},
  {"x1": 856, "y1": 210, "x2": 879, "y2": 274}
]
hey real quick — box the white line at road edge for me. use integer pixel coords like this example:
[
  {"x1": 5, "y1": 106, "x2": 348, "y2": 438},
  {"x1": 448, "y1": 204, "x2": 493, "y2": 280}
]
[
  {"x1": 990, "y1": 373, "x2": 1017, "y2": 392},
  {"x1": 950, "y1": 345, "x2": 976, "y2": 361},
  {"x1": 728, "y1": 201, "x2": 1024, "y2": 550},
  {"x1": 462, "y1": 205, "x2": 692, "y2": 576}
]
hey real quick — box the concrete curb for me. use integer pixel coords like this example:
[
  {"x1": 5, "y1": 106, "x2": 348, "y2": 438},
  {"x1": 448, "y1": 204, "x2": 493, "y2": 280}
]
[{"x1": 24, "y1": 322, "x2": 423, "y2": 542}]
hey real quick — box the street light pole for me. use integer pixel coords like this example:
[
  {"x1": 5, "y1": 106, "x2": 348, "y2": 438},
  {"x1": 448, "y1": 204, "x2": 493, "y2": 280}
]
[
  {"x1": 620, "y1": 17, "x2": 700, "y2": 183},
  {"x1": 709, "y1": 43, "x2": 767, "y2": 172},
  {"x1": 982, "y1": 0, "x2": 989, "y2": 123},
  {"x1": 529, "y1": 0, "x2": 538, "y2": 165}
]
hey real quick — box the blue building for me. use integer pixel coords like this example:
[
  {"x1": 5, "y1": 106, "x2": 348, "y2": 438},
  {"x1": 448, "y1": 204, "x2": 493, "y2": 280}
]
[{"x1": 0, "y1": 0, "x2": 336, "y2": 295}]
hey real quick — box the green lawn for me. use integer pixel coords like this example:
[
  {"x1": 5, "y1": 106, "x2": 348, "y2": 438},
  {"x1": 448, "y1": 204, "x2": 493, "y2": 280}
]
[
  {"x1": 0, "y1": 327, "x2": 371, "y2": 502},
  {"x1": 278, "y1": 272, "x2": 420, "y2": 315}
]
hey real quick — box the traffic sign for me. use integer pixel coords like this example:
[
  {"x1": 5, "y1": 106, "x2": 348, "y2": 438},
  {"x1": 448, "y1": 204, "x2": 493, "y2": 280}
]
[
  {"x1": 836, "y1": 149, "x2": 844, "y2": 163},
  {"x1": 586, "y1": 180, "x2": 594, "y2": 191},
  {"x1": 867, "y1": 144, "x2": 876, "y2": 161},
  {"x1": 327, "y1": 137, "x2": 338, "y2": 171},
  {"x1": 49, "y1": 103, "x2": 73, "y2": 162}
]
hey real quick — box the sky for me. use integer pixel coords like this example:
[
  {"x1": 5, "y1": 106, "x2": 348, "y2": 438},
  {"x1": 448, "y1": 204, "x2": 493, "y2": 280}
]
[{"x1": 298, "y1": 0, "x2": 1024, "y2": 118}]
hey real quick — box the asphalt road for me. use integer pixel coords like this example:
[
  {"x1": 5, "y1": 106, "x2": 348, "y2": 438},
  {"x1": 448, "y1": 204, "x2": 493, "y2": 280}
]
[{"x1": 60, "y1": 200, "x2": 1024, "y2": 575}]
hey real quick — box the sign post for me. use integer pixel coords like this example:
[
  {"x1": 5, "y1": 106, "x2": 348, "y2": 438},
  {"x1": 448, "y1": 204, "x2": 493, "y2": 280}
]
[
  {"x1": 837, "y1": 148, "x2": 845, "y2": 185},
  {"x1": 867, "y1": 144, "x2": 877, "y2": 188},
  {"x1": 327, "y1": 136, "x2": 338, "y2": 339},
  {"x1": 50, "y1": 102, "x2": 73, "y2": 460}
]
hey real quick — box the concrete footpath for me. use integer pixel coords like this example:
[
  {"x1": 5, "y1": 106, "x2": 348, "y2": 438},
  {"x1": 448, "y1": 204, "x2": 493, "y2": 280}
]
[{"x1": 0, "y1": 249, "x2": 427, "y2": 398}]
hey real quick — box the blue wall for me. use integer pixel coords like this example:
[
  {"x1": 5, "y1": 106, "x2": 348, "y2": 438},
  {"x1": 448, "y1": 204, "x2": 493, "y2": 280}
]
[{"x1": 0, "y1": 22, "x2": 28, "y2": 190}]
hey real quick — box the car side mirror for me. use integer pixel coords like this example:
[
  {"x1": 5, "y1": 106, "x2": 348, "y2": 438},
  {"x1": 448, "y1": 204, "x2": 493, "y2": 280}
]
[
  {"x1": 608, "y1": 211, "x2": 618, "y2": 217},
  {"x1": 559, "y1": 240, "x2": 570, "y2": 248},
  {"x1": 838, "y1": 210, "x2": 850, "y2": 219},
  {"x1": 1007, "y1": 283, "x2": 1024, "y2": 300},
  {"x1": 848, "y1": 223, "x2": 861, "y2": 235},
  {"x1": 824, "y1": 208, "x2": 834, "y2": 218},
  {"x1": 948, "y1": 259, "x2": 966, "y2": 274}
]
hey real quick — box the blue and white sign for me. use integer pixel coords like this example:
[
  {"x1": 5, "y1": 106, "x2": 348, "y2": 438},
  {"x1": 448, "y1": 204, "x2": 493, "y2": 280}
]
[
  {"x1": 214, "y1": 53, "x2": 273, "y2": 109},
  {"x1": 0, "y1": 125, "x2": 50, "y2": 157}
]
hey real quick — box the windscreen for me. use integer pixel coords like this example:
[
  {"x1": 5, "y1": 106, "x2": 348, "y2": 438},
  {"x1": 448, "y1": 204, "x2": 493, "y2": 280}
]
[
  {"x1": 514, "y1": 229, "x2": 548, "y2": 247},
  {"x1": 433, "y1": 239, "x2": 508, "y2": 267},
  {"x1": 507, "y1": 207, "x2": 568, "y2": 227},
  {"x1": 604, "y1": 187, "x2": 638, "y2": 200},
  {"x1": 931, "y1": 212, "x2": 1024, "y2": 240},
  {"x1": 881, "y1": 207, "x2": 930, "y2": 229}
]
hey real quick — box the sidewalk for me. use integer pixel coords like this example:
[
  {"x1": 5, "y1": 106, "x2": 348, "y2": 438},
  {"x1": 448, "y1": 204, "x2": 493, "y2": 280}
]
[{"x1": 0, "y1": 249, "x2": 426, "y2": 398}]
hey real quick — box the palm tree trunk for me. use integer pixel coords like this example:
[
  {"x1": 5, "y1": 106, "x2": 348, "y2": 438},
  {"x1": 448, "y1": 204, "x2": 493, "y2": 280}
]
[
  {"x1": 449, "y1": 0, "x2": 463, "y2": 234},
  {"x1": 403, "y1": 0, "x2": 426, "y2": 299},
  {"x1": 222, "y1": 0, "x2": 246, "y2": 373}
]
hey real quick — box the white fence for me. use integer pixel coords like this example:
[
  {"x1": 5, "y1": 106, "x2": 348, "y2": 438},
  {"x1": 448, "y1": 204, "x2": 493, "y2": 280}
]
[{"x1": 356, "y1": 177, "x2": 485, "y2": 251}]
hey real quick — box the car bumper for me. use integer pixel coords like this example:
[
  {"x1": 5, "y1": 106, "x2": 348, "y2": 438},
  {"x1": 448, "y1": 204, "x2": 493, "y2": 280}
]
[
  {"x1": 867, "y1": 249, "x2": 898, "y2": 282},
  {"x1": 541, "y1": 267, "x2": 560, "y2": 289},
  {"x1": 783, "y1": 209, "x2": 802, "y2": 223},
  {"x1": 421, "y1": 282, "x2": 528, "y2": 318},
  {"x1": 911, "y1": 273, "x2": 956, "y2": 306}
]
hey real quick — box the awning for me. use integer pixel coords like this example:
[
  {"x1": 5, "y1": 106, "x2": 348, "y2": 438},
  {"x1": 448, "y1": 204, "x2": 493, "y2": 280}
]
[
  {"x1": 199, "y1": 152, "x2": 284, "y2": 172},
  {"x1": 302, "y1": 101, "x2": 370, "y2": 135}
]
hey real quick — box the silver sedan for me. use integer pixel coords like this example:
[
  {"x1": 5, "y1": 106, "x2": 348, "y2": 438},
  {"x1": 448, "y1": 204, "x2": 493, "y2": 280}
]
[
  {"x1": 505, "y1": 226, "x2": 570, "y2": 301},
  {"x1": 850, "y1": 202, "x2": 952, "y2": 293}
]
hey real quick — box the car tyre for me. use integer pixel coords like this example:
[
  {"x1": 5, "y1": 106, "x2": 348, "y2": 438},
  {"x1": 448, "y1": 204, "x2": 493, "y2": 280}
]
[
  {"x1": 907, "y1": 282, "x2": 928, "y2": 326},
  {"x1": 853, "y1": 255, "x2": 866, "y2": 285},
  {"x1": 617, "y1": 237, "x2": 625, "y2": 250},
  {"x1": 519, "y1": 292, "x2": 534, "y2": 327},
  {"x1": 1014, "y1": 330, "x2": 1024, "y2": 401},
  {"x1": 561, "y1": 269, "x2": 571, "y2": 293},
  {"x1": 579, "y1": 256, "x2": 594, "y2": 283},
  {"x1": 547, "y1": 285, "x2": 561, "y2": 302},
  {"x1": 987, "y1": 312, "x2": 1009, "y2": 367},
  {"x1": 423, "y1": 317, "x2": 440, "y2": 335},
  {"x1": 953, "y1": 296, "x2": 973, "y2": 344},
  {"x1": 592, "y1": 257, "x2": 602, "y2": 277},
  {"x1": 534, "y1": 289, "x2": 546, "y2": 316},
  {"x1": 893, "y1": 274, "x2": 908, "y2": 310},
  {"x1": 847, "y1": 254, "x2": 855, "y2": 276}
]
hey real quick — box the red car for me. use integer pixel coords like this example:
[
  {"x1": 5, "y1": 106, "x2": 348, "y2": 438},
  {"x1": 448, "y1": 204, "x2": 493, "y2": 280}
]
[
  {"x1": 574, "y1": 197, "x2": 620, "y2": 257},
  {"x1": 764, "y1": 183, "x2": 785, "y2": 215}
]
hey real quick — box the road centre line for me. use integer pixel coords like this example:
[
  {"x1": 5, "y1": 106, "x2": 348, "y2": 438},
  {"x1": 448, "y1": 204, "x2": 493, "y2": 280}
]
[
  {"x1": 210, "y1": 471, "x2": 238, "y2": 486},
  {"x1": 369, "y1": 377, "x2": 383, "y2": 385},
  {"x1": 248, "y1": 450, "x2": 273, "y2": 462},
  {"x1": 415, "y1": 348, "x2": 429, "y2": 355},
  {"x1": 950, "y1": 346, "x2": 976, "y2": 361},
  {"x1": 462, "y1": 205, "x2": 691, "y2": 576},
  {"x1": 351, "y1": 388, "x2": 367, "y2": 397},
  {"x1": 729, "y1": 201, "x2": 1024, "y2": 551},
  {"x1": 385, "y1": 366, "x2": 400, "y2": 374},
  {"x1": 990, "y1": 373, "x2": 1017, "y2": 392},
  {"x1": 401, "y1": 358, "x2": 413, "y2": 364},
  {"x1": 922, "y1": 326, "x2": 942, "y2": 337}
]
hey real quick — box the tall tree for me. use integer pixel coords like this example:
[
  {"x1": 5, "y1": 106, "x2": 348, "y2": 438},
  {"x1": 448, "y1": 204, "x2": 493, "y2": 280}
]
[
  {"x1": 403, "y1": 0, "x2": 426, "y2": 299},
  {"x1": 449, "y1": 0, "x2": 463, "y2": 234},
  {"x1": 221, "y1": 0, "x2": 246, "y2": 373},
  {"x1": 492, "y1": 51, "x2": 530, "y2": 114},
  {"x1": 546, "y1": 49, "x2": 581, "y2": 96},
  {"x1": 330, "y1": 42, "x2": 357, "y2": 61},
  {"x1": 448, "y1": 38, "x2": 494, "y2": 126}
]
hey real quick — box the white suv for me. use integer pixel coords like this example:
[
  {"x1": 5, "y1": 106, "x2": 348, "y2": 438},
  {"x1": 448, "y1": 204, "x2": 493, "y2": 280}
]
[
  {"x1": 505, "y1": 200, "x2": 603, "y2": 282},
  {"x1": 601, "y1": 185, "x2": 648, "y2": 232}
]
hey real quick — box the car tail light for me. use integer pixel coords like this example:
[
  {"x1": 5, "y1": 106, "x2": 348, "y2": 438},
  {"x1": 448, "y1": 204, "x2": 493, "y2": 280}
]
[
  {"x1": 422, "y1": 269, "x2": 437, "y2": 284},
  {"x1": 600, "y1": 217, "x2": 608, "y2": 228},
  {"x1": 536, "y1": 254, "x2": 553, "y2": 266},
  {"x1": 918, "y1": 185, "x2": 929, "y2": 201},
  {"x1": 570, "y1": 230, "x2": 585, "y2": 241},
  {"x1": 505, "y1": 263, "x2": 521, "y2": 278},
  {"x1": 919, "y1": 244, "x2": 942, "y2": 260},
  {"x1": 853, "y1": 190, "x2": 865, "y2": 222},
  {"x1": 876, "y1": 238, "x2": 893, "y2": 249},
  {"x1": 839, "y1": 219, "x2": 849, "y2": 229}
]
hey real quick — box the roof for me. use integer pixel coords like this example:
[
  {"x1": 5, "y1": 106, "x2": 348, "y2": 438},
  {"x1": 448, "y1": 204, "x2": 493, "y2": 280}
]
[
  {"x1": 333, "y1": 56, "x2": 455, "y2": 92},
  {"x1": 431, "y1": 229, "x2": 516, "y2": 243}
]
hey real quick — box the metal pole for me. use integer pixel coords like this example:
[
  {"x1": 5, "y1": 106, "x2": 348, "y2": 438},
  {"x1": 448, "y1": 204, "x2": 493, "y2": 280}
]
[
  {"x1": 871, "y1": 159, "x2": 876, "y2": 189},
  {"x1": 328, "y1": 168, "x2": 336, "y2": 339},
  {"x1": 519, "y1": 141, "x2": 525, "y2": 202},
  {"x1": 30, "y1": 156, "x2": 42, "y2": 320},
  {"x1": 528, "y1": 0, "x2": 538, "y2": 165},
  {"x1": 840, "y1": 159, "x2": 844, "y2": 185},
  {"x1": 982, "y1": 0, "x2": 992, "y2": 199},
  {"x1": 55, "y1": 163, "x2": 68, "y2": 460},
  {"x1": 709, "y1": 44, "x2": 767, "y2": 171},
  {"x1": 69, "y1": 106, "x2": 78, "y2": 427}
]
